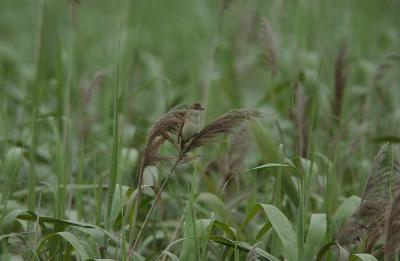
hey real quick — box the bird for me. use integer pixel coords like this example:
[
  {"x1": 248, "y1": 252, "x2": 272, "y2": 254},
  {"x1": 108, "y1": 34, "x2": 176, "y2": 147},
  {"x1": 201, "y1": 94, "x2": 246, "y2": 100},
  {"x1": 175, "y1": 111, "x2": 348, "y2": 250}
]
[{"x1": 180, "y1": 102, "x2": 204, "y2": 143}]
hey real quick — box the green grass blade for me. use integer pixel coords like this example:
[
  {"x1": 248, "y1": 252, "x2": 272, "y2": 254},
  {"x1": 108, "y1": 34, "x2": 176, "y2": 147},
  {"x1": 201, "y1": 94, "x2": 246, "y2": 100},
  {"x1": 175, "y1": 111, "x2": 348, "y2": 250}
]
[
  {"x1": 333, "y1": 195, "x2": 361, "y2": 226},
  {"x1": 304, "y1": 214, "x2": 327, "y2": 260},
  {"x1": 350, "y1": 254, "x2": 378, "y2": 261},
  {"x1": 259, "y1": 204, "x2": 298, "y2": 261},
  {"x1": 36, "y1": 232, "x2": 90, "y2": 260},
  {"x1": 106, "y1": 18, "x2": 122, "y2": 231},
  {"x1": 210, "y1": 236, "x2": 279, "y2": 261}
]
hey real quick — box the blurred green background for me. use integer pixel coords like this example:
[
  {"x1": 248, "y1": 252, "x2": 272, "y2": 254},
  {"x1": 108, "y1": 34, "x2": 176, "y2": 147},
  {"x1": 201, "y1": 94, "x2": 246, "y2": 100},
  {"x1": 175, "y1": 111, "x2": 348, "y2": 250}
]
[{"x1": 2, "y1": 0, "x2": 399, "y2": 183}]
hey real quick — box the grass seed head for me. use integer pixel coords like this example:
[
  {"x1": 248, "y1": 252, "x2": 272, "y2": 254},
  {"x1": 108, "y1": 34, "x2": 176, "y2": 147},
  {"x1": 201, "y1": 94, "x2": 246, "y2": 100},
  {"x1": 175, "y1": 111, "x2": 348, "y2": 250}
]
[
  {"x1": 332, "y1": 41, "x2": 348, "y2": 121},
  {"x1": 337, "y1": 143, "x2": 400, "y2": 252},
  {"x1": 384, "y1": 190, "x2": 400, "y2": 260},
  {"x1": 182, "y1": 109, "x2": 261, "y2": 155},
  {"x1": 142, "y1": 108, "x2": 188, "y2": 168},
  {"x1": 260, "y1": 16, "x2": 277, "y2": 77}
]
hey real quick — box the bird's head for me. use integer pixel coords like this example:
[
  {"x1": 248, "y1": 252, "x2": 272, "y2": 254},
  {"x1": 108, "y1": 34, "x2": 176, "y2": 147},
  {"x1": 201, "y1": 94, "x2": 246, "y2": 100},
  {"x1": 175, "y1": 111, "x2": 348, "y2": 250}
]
[{"x1": 190, "y1": 102, "x2": 205, "y2": 111}]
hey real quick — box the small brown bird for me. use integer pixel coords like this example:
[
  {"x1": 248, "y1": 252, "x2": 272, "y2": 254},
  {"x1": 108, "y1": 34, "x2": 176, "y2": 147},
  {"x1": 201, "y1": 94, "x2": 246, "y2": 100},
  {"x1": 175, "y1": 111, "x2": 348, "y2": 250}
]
[{"x1": 180, "y1": 102, "x2": 204, "y2": 143}]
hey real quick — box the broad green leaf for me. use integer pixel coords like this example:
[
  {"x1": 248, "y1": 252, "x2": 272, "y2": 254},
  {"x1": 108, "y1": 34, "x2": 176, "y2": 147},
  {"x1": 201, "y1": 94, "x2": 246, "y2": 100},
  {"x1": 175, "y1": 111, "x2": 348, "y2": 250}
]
[
  {"x1": 180, "y1": 218, "x2": 210, "y2": 260},
  {"x1": 250, "y1": 122, "x2": 281, "y2": 163},
  {"x1": 212, "y1": 220, "x2": 237, "y2": 238},
  {"x1": 36, "y1": 232, "x2": 89, "y2": 260},
  {"x1": 1, "y1": 209, "x2": 118, "y2": 243},
  {"x1": 259, "y1": 204, "x2": 297, "y2": 261},
  {"x1": 333, "y1": 195, "x2": 361, "y2": 226},
  {"x1": 350, "y1": 253, "x2": 378, "y2": 261},
  {"x1": 78, "y1": 227, "x2": 108, "y2": 248},
  {"x1": 179, "y1": 218, "x2": 237, "y2": 260},
  {"x1": 161, "y1": 251, "x2": 180, "y2": 261},
  {"x1": 196, "y1": 193, "x2": 231, "y2": 222},
  {"x1": 316, "y1": 242, "x2": 349, "y2": 261},
  {"x1": 13, "y1": 184, "x2": 111, "y2": 198},
  {"x1": 304, "y1": 214, "x2": 327, "y2": 260},
  {"x1": 0, "y1": 233, "x2": 41, "y2": 260},
  {"x1": 299, "y1": 158, "x2": 319, "y2": 177},
  {"x1": 255, "y1": 222, "x2": 272, "y2": 241},
  {"x1": 282, "y1": 176, "x2": 300, "y2": 206},
  {"x1": 250, "y1": 122, "x2": 300, "y2": 205},
  {"x1": 241, "y1": 204, "x2": 262, "y2": 230},
  {"x1": 109, "y1": 185, "x2": 132, "y2": 228},
  {"x1": 159, "y1": 238, "x2": 187, "y2": 259},
  {"x1": 139, "y1": 231, "x2": 165, "y2": 253},
  {"x1": 2, "y1": 209, "x2": 93, "y2": 232},
  {"x1": 210, "y1": 236, "x2": 279, "y2": 261}
]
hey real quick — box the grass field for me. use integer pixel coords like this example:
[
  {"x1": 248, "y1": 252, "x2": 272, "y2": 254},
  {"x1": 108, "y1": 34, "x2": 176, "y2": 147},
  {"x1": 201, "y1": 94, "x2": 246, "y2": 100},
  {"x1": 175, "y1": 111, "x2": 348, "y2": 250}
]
[{"x1": 1, "y1": 0, "x2": 400, "y2": 260}]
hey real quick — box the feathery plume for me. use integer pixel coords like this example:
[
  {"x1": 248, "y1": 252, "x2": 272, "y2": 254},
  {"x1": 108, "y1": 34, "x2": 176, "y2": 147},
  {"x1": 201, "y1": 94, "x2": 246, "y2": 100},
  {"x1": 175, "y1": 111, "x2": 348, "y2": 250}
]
[
  {"x1": 141, "y1": 108, "x2": 187, "y2": 168},
  {"x1": 182, "y1": 109, "x2": 261, "y2": 155},
  {"x1": 384, "y1": 190, "x2": 400, "y2": 260},
  {"x1": 132, "y1": 107, "x2": 187, "y2": 249},
  {"x1": 332, "y1": 41, "x2": 347, "y2": 121},
  {"x1": 360, "y1": 143, "x2": 400, "y2": 253},
  {"x1": 372, "y1": 53, "x2": 400, "y2": 105},
  {"x1": 82, "y1": 71, "x2": 105, "y2": 106},
  {"x1": 336, "y1": 217, "x2": 366, "y2": 248},
  {"x1": 372, "y1": 54, "x2": 400, "y2": 88},
  {"x1": 337, "y1": 143, "x2": 400, "y2": 253},
  {"x1": 294, "y1": 83, "x2": 308, "y2": 157},
  {"x1": 361, "y1": 144, "x2": 400, "y2": 206},
  {"x1": 78, "y1": 71, "x2": 106, "y2": 140},
  {"x1": 260, "y1": 16, "x2": 277, "y2": 77}
]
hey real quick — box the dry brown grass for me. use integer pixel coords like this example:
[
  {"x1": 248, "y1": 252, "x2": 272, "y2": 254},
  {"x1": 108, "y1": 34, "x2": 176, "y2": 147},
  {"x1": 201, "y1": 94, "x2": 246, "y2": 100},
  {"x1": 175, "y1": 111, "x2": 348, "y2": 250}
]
[
  {"x1": 142, "y1": 108, "x2": 187, "y2": 168},
  {"x1": 332, "y1": 41, "x2": 348, "y2": 121},
  {"x1": 337, "y1": 143, "x2": 400, "y2": 256},
  {"x1": 294, "y1": 83, "x2": 307, "y2": 157},
  {"x1": 260, "y1": 16, "x2": 277, "y2": 77},
  {"x1": 372, "y1": 53, "x2": 400, "y2": 106},
  {"x1": 384, "y1": 190, "x2": 400, "y2": 260},
  {"x1": 182, "y1": 109, "x2": 261, "y2": 155}
]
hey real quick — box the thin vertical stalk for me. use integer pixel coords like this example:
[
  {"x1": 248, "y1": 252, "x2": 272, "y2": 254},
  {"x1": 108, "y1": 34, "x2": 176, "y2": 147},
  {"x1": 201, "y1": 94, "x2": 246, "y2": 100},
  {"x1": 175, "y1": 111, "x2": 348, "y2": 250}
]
[
  {"x1": 76, "y1": 146, "x2": 84, "y2": 220},
  {"x1": 95, "y1": 171, "x2": 102, "y2": 226},
  {"x1": 271, "y1": 171, "x2": 282, "y2": 257},
  {"x1": 189, "y1": 160, "x2": 201, "y2": 260},
  {"x1": 51, "y1": 120, "x2": 66, "y2": 219},
  {"x1": 28, "y1": 0, "x2": 45, "y2": 215},
  {"x1": 188, "y1": 188, "x2": 200, "y2": 261},
  {"x1": 106, "y1": 17, "x2": 123, "y2": 230},
  {"x1": 389, "y1": 143, "x2": 394, "y2": 201},
  {"x1": 297, "y1": 176, "x2": 305, "y2": 261},
  {"x1": 128, "y1": 158, "x2": 181, "y2": 259},
  {"x1": 130, "y1": 162, "x2": 145, "y2": 246},
  {"x1": 0, "y1": 149, "x2": 23, "y2": 228}
]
